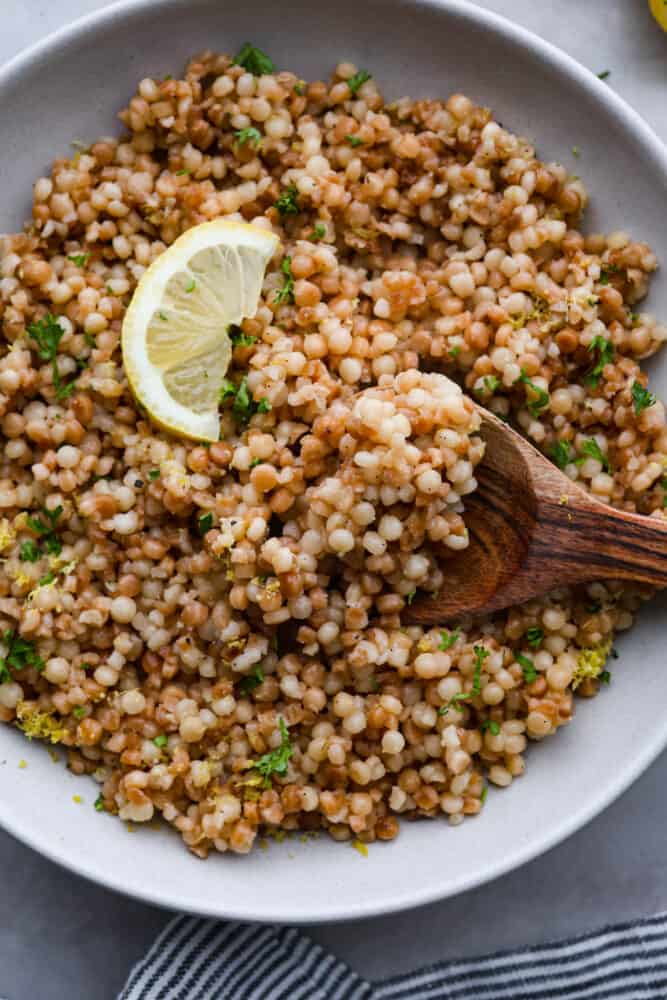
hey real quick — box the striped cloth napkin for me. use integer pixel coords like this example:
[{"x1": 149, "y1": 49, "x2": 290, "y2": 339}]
[{"x1": 119, "y1": 910, "x2": 667, "y2": 1000}]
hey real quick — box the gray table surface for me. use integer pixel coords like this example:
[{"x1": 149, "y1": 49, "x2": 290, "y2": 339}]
[{"x1": 1, "y1": 2, "x2": 667, "y2": 998}]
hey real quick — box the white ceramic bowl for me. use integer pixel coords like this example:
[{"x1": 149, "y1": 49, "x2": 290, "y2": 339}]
[{"x1": 1, "y1": 0, "x2": 667, "y2": 924}]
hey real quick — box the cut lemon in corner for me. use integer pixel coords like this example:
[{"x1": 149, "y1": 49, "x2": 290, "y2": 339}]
[
  {"x1": 122, "y1": 219, "x2": 280, "y2": 441},
  {"x1": 650, "y1": 0, "x2": 667, "y2": 30}
]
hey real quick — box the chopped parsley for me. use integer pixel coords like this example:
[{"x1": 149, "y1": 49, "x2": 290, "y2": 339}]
[
  {"x1": 600, "y1": 670, "x2": 611, "y2": 684},
  {"x1": 220, "y1": 376, "x2": 271, "y2": 426},
  {"x1": 26, "y1": 504, "x2": 63, "y2": 557},
  {"x1": 345, "y1": 134, "x2": 364, "y2": 147},
  {"x1": 449, "y1": 346, "x2": 461, "y2": 358},
  {"x1": 480, "y1": 785, "x2": 488, "y2": 804},
  {"x1": 94, "y1": 795, "x2": 105, "y2": 812},
  {"x1": 585, "y1": 335, "x2": 614, "y2": 388},
  {"x1": 576, "y1": 438, "x2": 611, "y2": 474},
  {"x1": 153, "y1": 734, "x2": 168, "y2": 748},
  {"x1": 0, "y1": 630, "x2": 43, "y2": 682},
  {"x1": 308, "y1": 223, "x2": 326, "y2": 241},
  {"x1": 481, "y1": 719, "x2": 501, "y2": 735},
  {"x1": 549, "y1": 440, "x2": 574, "y2": 470},
  {"x1": 197, "y1": 512, "x2": 214, "y2": 535},
  {"x1": 476, "y1": 375, "x2": 499, "y2": 397},
  {"x1": 525, "y1": 626, "x2": 544, "y2": 649},
  {"x1": 438, "y1": 629, "x2": 461, "y2": 651},
  {"x1": 471, "y1": 645, "x2": 489, "y2": 696},
  {"x1": 72, "y1": 706, "x2": 86, "y2": 720},
  {"x1": 249, "y1": 458, "x2": 264, "y2": 468},
  {"x1": 27, "y1": 313, "x2": 78, "y2": 401},
  {"x1": 19, "y1": 540, "x2": 41, "y2": 563},
  {"x1": 248, "y1": 717, "x2": 293, "y2": 786},
  {"x1": 38, "y1": 571, "x2": 56, "y2": 587},
  {"x1": 67, "y1": 252, "x2": 90, "y2": 267},
  {"x1": 597, "y1": 69, "x2": 611, "y2": 80},
  {"x1": 294, "y1": 82, "x2": 306, "y2": 96},
  {"x1": 438, "y1": 648, "x2": 490, "y2": 715},
  {"x1": 185, "y1": 277, "x2": 196, "y2": 293},
  {"x1": 437, "y1": 692, "x2": 470, "y2": 716},
  {"x1": 148, "y1": 469, "x2": 160, "y2": 480},
  {"x1": 406, "y1": 589, "x2": 416, "y2": 605},
  {"x1": 516, "y1": 652, "x2": 537, "y2": 683},
  {"x1": 234, "y1": 126, "x2": 262, "y2": 148},
  {"x1": 238, "y1": 665, "x2": 265, "y2": 696},
  {"x1": 516, "y1": 370, "x2": 549, "y2": 417},
  {"x1": 347, "y1": 69, "x2": 371, "y2": 95},
  {"x1": 228, "y1": 324, "x2": 257, "y2": 348},
  {"x1": 275, "y1": 184, "x2": 300, "y2": 217},
  {"x1": 274, "y1": 255, "x2": 295, "y2": 305},
  {"x1": 234, "y1": 42, "x2": 275, "y2": 76},
  {"x1": 631, "y1": 380, "x2": 656, "y2": 416},
  {"x1": 84, "y1": 332, "x2": 96, "y2": 348},
  {"x1": 175, "y1": 168, "x2": 191, "y2": 176}
]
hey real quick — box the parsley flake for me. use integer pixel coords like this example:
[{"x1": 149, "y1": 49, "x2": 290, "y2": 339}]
[
  {"x1": 185, "y1": 277, "x2": 196, "y2": 293},
  {"x1": 516, "y1": 369, "x2": 549, "y2": 416},
  {"x1": 153, "y1": 734, "x2": 168, "y2": 748},
  {"x1": 27, "y1": 313, "x2": 78, "y2": 401},
  {"x1": 481, "y1": 720, "x2": 501, "y2": 735},
  {"x1": 0, "y1": 630, "x2": 44, "y2": 682},
  {"x1": 248, "y1": 717, "x2": 293, "y2": 786},
  {"x1": 345, "y1": 134, "x2": 364, "y2": 147},
  {"x1": 235, "y1": 127, "x2": 262, "y2": 147},
  {"x1": 471, "y1": 645, "x2": 489, "y2": 696},
  {"x1": 94, "y1": 796, "x2": 105, "y2": 812},
  {"x1": 516, "y1": 652, "x2": 537, "y2": 683},
  {"x1": 347, "y1": 70, "x2": 371, "y2": 95},
  {"x1": 406, "y1": 589, "x2": 416, "y2": 605},
  {"x1": 525, "y1": 626, "x2": 544, "y2": 649},
  {"x1": 67, "y1": 252, "x2": 90, "y2": 267},
  {"x1": 438, "y1": 629, "x2": 461, "y2": 651},
  {"x1": 549, "y1": 440, "x2": 573, "y2": 470},
  {"x1": 597, "y1": 69, "x2": 611, "y2": 80},
  {"x1": 576, "y1": 438, "x2": 612, "y2": 474},
  {"x1": 274, "y1": 255, "x2": 295, "y2": 305},
  {"x1": 19, "y1": 540, "x2": 41, "y2": 563},
  {"x1": 220, "y1": 376, "x2": 271, "y2": 426},
  {"x1": 585, "y1": 335, "x2": 614, "y2": 388},
  {"x1": 26, "y1": 505, "x2": 63, "y2": 557},
  {"x1": 275, "y1": 184, "x2": 299, "y2": 217},
  {"x1": 631, "y1": 380, "x2": 656, "y2": 416},
  {"x1": 197, "y1": 512, "x2": 214, "y2": 535},
  {"x1": 148, "y1": 469, "x2": 160, "y2": 481},
  {"x1": 238, "y1": 665, "x2": 265, "y2": 696},
  {"x1": 228, "y1": 324, "x2": 257, "y2": 348},
  {"x1": 234, "y1": 42, "x2": 275, "y2": 76},
  {"x1": 308, "y1": 223, "x2": 326, "y2": 241}
]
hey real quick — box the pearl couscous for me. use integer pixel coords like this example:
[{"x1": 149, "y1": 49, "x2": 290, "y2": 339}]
[{"x1": 0, "y1": 46, "x2": 665, "y2": 856}]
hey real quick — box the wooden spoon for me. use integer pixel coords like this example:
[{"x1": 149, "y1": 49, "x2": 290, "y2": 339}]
[{"x1": 406, "y1": 406, "x2": 667, "y2": 624}]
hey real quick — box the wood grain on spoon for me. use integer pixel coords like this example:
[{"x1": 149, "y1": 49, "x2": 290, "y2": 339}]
[{"x1": 406, "y1": 405, "x2": 667, "y2": 624}]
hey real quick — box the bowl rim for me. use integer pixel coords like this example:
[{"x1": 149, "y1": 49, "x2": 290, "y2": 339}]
[{"x1": 2, "y1": 0, "x2": 667, "y2": 925}]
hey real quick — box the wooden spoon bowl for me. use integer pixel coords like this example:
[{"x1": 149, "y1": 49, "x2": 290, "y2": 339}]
[{"x1": 407, "y1": 407, "x2": 667, "y2": 624}]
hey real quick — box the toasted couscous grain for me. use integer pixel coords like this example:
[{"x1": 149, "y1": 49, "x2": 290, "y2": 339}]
[{"x1": 0, "y1": 47, "x2": 666, "y2": 856}]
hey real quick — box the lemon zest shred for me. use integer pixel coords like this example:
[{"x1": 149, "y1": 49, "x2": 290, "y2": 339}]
[
  {"x1": 0, "y1": 518, "x2": 15, "y2": 552},
  {"x1": 572, "y1": 639, "x2": 612, "y2": 690},
  {"x1": 352, "y1": 839, "x2": 369, "y2": 857},
  {"x1": 15, "y1": 703, "x2": 66, "y2": 744}
]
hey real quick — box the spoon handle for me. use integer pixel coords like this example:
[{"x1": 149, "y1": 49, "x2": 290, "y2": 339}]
[{"x1": 532, "y1": 488, "x2": 667, "y2": 590}]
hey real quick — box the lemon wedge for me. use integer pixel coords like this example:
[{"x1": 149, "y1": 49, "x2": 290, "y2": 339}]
[
  {"x1": 650, "y1": 0, "x2": 667, "y2": 29},
  {"x1": 122, "y1": 219, "x2": 279, "y2": 441}
]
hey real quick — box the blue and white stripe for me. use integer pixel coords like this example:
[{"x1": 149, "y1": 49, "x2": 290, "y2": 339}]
[{"x1": 120, "y1": 910, "x2": 667, "y2": 1000}]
